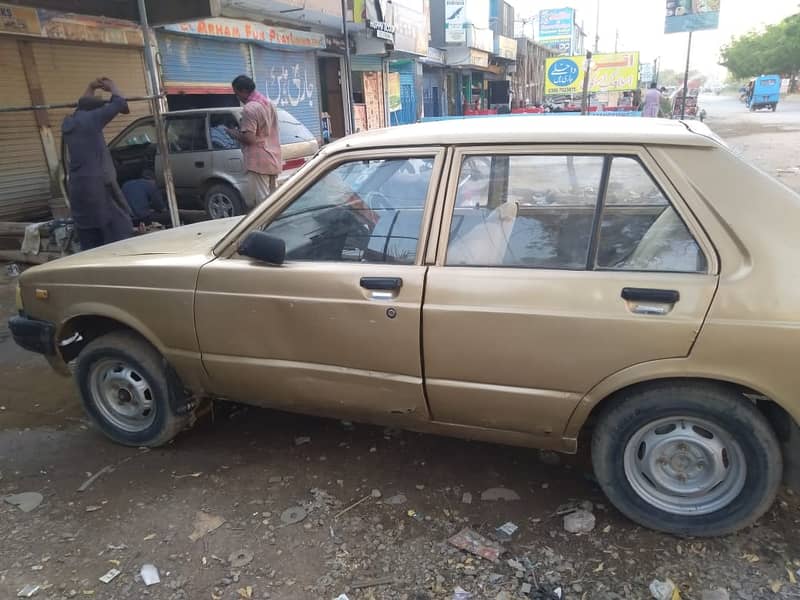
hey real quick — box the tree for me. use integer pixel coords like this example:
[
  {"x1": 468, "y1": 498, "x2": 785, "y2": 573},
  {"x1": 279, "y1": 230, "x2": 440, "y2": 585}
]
[{"x1": 720, "y1": 12, "x2": 800, "y2": 92}]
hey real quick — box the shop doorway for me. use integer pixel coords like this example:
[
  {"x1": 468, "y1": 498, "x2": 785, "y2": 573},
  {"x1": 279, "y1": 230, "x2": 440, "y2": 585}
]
[{"x1": 318, "y1": 56, "x2": 346, "y2": 140}]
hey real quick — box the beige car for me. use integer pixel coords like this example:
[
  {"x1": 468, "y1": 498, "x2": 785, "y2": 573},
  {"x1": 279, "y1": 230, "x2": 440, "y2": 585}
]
[{"x1": 10, "y1": 117, "x2": 800, "y2": 536}]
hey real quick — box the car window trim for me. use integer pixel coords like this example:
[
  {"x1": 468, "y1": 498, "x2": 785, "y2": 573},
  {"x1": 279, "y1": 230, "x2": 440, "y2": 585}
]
[
  {"x1": 586, "y1": 156, "x2": 613, "y2": 270},
  {"x1": 437, "y1": 145, "x2": 717, "y2": 275},
  {"x1": 215, "y1": 146, "x2": 449, "y2": 267},
  {"x1": 592, "y1": 154, "x2": 710, "y2": 275}
]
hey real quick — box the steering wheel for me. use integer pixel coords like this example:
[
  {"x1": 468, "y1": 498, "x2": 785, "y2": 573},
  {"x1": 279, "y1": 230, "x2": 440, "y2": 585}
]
[{"x1": 365, "y1": 190, "x2": 392, "y2": 210}]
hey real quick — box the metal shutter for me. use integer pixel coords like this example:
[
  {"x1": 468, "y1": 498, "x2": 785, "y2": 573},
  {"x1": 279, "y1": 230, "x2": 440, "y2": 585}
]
[
  {"x1": 350, "y1": 55, "x2": 383, "y2": 72},
  {"x1": 32, "y1": 41, "x2": 151, "y2": 150},
  {"x1": 0, "y1": 38, "x2": 51, "y2": 221},
  {"x1": 390, "y1": 61, "x2": 416, "y2": 125},
  {"x1": 252, "y1": 46, "x2": 321, "y2": 139},
  {"x1": 159, "y1": 33, "x2": 252, "y2": 87}
]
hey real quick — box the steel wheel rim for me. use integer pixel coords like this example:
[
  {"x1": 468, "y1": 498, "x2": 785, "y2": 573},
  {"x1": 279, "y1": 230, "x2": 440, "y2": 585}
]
[
  {"x1": 623, "y1": 416, "x2": 746, "y2": 516},
  {"x1": 88, "y1": 358, "x2": 156, "y2": 433},
  {"x1": 208, "y1": 193, "x2": 234, "y2": 219}
]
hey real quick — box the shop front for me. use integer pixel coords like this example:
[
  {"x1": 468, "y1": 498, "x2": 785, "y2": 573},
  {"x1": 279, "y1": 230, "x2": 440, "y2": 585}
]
[
  {"x1": 446, "y1": 47, "x2": 491, "y2": 112},
  {"x1": 159, "y1": 18, "x2": 325, "y2": 140},
  {"x1": 0, "y1": 4, "x2": 149, "y2": 220},
  {"x1": 421, "y1": 47, "x2": 448, "y2": 118}
]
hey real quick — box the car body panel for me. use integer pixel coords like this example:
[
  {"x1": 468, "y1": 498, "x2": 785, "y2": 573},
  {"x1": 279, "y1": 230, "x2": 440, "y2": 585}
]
[
  {"x1": 194, "y1": 147, "x2": 448, "y2": 424},
  {"x1": 16, "y1": 117, "x2": 800, "y2": 453}
]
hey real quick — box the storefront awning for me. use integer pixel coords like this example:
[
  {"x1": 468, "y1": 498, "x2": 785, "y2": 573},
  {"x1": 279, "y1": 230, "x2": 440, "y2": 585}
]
[{"x1": 3, "y1": 0, "x2": 219, "y2": 26}]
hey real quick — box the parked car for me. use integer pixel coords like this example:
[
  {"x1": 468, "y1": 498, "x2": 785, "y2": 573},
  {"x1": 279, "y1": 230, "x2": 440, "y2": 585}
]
[
  {"x1": 11, "y1": 116, "x2": 800, "y2": 536},
  {"x1": 106, "y1": 107, "x2": 319, "y2": 218}
]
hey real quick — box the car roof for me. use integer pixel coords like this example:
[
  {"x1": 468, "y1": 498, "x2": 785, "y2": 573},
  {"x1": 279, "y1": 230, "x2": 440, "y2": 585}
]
[
  {"x1": 163, "y1": 107, "x2": 300, "y2": 123},
  {"x1": 324, "y1": 116, "x2": 719, "y2": 151}
]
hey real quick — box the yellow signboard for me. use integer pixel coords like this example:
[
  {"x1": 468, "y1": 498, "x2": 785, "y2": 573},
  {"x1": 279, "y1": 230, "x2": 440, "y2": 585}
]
[
  {"x1": 545, "y1": 52, "x2": 639, "y2": 95},
  {"x1": 0, "y1": 4, "x2": 41, "y2": 35},
  {"x1": 388, "y1": 71, "x2": 402, "y2": 113}
]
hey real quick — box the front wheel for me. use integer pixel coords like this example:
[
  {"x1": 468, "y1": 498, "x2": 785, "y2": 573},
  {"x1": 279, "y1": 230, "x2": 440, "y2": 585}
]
[
  {"x1": 204, "y1": 182, "x2": 244, "y2": 219},
  {"x1": 76, "y1": 331, "x2": 190, "y2": 447},
  {"x1": 592, "y1": 383, "x2": 782, "y2": 536}
]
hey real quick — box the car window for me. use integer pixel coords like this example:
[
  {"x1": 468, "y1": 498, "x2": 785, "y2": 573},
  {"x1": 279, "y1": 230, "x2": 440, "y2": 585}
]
[
  {"x1": 596, "y1": 157, "x2": 707, "y2": 273},
  {"x1": 166, "y1": 116, "x2": 208, "y2": 153},
  {"x1": 209, "y1": 113, "x2": 240, "y2": 150},
  {"x1": 111, "y1": 121, "x2": 156, "y2": 149},
  {"x1": 278, "y1": 111, "x2": 315, "y2": 145},
  {"x1": 447, "y1": 155, "x2": 604, "y2": 268},
  {"x1": 262, "y1": 157, "x2": 434, "y2": 264}
]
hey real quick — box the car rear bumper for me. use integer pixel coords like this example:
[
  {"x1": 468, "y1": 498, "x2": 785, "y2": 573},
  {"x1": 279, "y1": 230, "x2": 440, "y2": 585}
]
[{"x1": 8, "y1": 315, "x2": 56, "y2": 356}]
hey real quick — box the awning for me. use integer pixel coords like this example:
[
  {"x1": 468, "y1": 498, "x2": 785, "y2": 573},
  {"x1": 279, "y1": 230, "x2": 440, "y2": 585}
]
[{"x1": 3, "y1": 0, "x2": 219, "y2": 26}]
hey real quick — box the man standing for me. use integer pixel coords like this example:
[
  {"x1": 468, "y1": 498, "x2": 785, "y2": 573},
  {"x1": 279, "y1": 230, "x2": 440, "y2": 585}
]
[
  {"x1": 62, "y1": 78, "x2": 134, "y2": 250},
  {"x1": 641, "y1": 82, "x2": 662, "y2": 118},
  {"x1": 228, "y1": 75, "x2": 281, "y2": 209}
]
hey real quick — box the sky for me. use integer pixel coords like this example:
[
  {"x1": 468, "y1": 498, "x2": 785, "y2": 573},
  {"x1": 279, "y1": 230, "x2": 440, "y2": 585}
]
[{"x1": 509, "y1": 0, "x2": 800, "y2": 81}]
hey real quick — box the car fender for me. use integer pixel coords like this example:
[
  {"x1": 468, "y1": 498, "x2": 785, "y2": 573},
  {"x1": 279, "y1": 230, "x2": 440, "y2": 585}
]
[{"x1": 563, "y1": 357, "x2": 800, "y2": 439}]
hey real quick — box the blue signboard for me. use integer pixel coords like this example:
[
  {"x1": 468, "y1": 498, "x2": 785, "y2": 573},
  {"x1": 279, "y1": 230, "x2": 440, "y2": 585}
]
[
  {"x1": 665, "y1": 1, "x2": 720, "y2": 33},
  {"x1": 538, "y1": 8, "x2": 574, "y2": 39},
  {"x1": 547, "y1": 58, "x2": 581, "y2": 88}
]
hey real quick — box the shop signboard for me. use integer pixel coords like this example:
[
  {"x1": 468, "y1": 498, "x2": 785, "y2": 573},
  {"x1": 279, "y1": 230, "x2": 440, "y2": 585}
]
[
  {"x1": 466, "y1": 25, "x2": 493, "y2": 53},
  {"x1": 545, "y1": 52, "x2": 639, "y2": 95},
  {"x1": 445, "y1": 0, "x2": 466, "y2": 43},
  {"x1": 0, "y1": 3, "x2": 144, "y2": 45},
  {"x1": 494, "y1": 34, "x2": 517, "y2": 60},
  {"x1": 165, "y1": 18, "x2": 326, "y2": 49},
  {"x1": 392, "y1": 2, "x2": 427, "y2": 55}
]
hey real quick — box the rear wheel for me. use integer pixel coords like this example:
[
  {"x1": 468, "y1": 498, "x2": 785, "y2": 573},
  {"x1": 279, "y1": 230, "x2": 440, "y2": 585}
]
[
  {"x1": 76, "y1": 331, "x2": 190, "y2": 447},
  {"x1": 204, "y1": 183, "x2": 244, "y2": 219},
  {"x1": 591, "y1": 383, "x2": 782, "y2": 536}
]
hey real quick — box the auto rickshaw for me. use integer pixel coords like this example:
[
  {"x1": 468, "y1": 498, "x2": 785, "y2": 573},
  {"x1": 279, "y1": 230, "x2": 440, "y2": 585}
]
[{"x1": 747, "y1": 75, "x2": 781, "y2": 111}]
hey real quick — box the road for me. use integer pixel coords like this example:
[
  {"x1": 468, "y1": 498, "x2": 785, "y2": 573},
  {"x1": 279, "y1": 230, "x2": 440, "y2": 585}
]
[{"x1": 1, "y1": 102, "x2": 800, "y2": 600}]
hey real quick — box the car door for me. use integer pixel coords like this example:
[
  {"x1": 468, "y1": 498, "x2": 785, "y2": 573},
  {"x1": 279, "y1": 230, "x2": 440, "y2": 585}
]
[
  {"x1": 161, "y1": 114, "x2": 212, "y2": 194},
  {"x1": 107, "y1": 117, "x2": 157, "y2": 183},
  {"x1": 422, "y1": 146, "x2": 719, "y2": 440},
  {"x1": 194, "y1": 147, "x2": 447, "y2": 423}
]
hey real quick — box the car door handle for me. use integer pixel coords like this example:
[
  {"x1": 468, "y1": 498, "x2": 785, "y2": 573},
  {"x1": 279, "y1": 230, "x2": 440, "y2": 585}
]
[
  {"x1": 194, "y1": 161, "x2": 205, "y2": 168},
  {"x1": 360, "y1": 277, "x2": 403, "y2": 291},
  {"x1": 621, "y1": 287, "x2": 680, "y2": 304}
]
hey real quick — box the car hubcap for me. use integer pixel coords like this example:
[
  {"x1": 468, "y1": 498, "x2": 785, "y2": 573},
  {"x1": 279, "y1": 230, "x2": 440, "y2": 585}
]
[
  {"x1": 88, "y1": 359, "x2": 156, "y2": 433},
  {"x1": 208, "y1": 193, "x2": 235, "y2": 219},
  {"x1": 623, "y1": 416, "x2": 746, "y2": 515}
]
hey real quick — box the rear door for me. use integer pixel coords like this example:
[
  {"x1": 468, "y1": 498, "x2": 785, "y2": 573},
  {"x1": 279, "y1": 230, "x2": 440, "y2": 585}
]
[
  {"x1": 422, "y1": 146, "x2": 718, "y2": 440},
  {"x1": 161, "y1": 114, "x2": 212, "y2": 193}
]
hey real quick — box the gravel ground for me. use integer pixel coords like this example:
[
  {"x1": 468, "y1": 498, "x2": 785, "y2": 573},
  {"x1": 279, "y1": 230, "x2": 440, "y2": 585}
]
[{"x1": 2, "y1": 95, "x2": 800, "y2": 600}]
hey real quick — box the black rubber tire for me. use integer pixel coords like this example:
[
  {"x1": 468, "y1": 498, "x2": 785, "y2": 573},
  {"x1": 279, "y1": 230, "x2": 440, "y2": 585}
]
[
  {"x1": 204, "y1": 182, "x2": 245, "y2": 219},
  {"x1": 591, "y1": 382, "x2": 782, "y2": 537},
  {"x1": 75, "y1": 331, "x2": 189, "y2": 447}
]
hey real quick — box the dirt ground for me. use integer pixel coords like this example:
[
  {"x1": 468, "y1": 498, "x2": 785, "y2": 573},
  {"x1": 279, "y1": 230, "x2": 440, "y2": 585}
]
[{"x1": 2, "y1": 96, "x2": 800, "y2": 600}]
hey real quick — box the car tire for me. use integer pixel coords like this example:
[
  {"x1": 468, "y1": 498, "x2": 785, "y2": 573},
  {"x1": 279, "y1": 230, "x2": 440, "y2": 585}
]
[
  {"x1": 591, "y1": 382, "x2": 782, "y2": 537},
  {"x1": 75, "y1": 331, "x2": 190, "y2": 447},
  {"x1": 204, "y1": 183, "x2": 245, "y2": 219}
]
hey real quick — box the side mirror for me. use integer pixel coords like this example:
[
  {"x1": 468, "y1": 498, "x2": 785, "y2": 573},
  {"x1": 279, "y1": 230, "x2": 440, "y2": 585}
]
[{"x1": 238, "y1": 231, "x2": 285, "y2": 265}]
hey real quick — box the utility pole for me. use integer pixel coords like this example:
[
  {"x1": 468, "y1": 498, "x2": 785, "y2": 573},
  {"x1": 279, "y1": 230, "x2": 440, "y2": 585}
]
[
  {"x1": 680, "y1": 31, "x2": 693, "y2": 119},
  {"x1": 581, "y1": 51, "x2": 593, "y2": 115},
  {"x1": 594, "y1": 0, "x2": 600, "y2": 52},
  {"x1": 340, "y1": 0, "x2": 355, "y2": 135},
  {"x1": 614, "y1": 28, "x2": 619, "y2": 53}
]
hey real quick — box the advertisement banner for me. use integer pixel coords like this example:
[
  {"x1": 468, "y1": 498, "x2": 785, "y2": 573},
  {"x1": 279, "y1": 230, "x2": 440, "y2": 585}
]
[
  {"x1": 538, "y1": 8, "x2": 574, "y2": 39},
  {"x1": 388, "y1": 72, "x2": 402, "y2": 112},
  {"x1": 392, "y1": 2, "x2": 427, "y2": 55},
  {"x1": 165, "y1": 18, "x2": 326, "y2": 49},
  {"x1": 0, "y1": 4, "x2": 143, "y2": 45},
  {"x1": 545, "y1": 52, "x2": 640, "y2": 95},
  {"x1": 540, "y1": 38, "x2": 572, "y2": 56},
  {"x1": 445, "y1": 0, "x2": 466, "y2": 43},
  {"x1": 665, "y1": 0, "x2": 721, "y2": 33}
]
